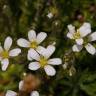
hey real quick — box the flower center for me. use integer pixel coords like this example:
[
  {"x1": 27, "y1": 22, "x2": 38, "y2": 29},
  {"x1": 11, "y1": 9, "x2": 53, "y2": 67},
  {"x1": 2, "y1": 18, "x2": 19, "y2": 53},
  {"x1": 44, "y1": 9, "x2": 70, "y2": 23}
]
[
  {"x1": 39, "y1": 56, "x2": 48, "y2": 67},
  {"x1": 0, "y1": 51, "x2": 9, "y2": 59},
  {"x1": 73, "y1": 30, "x2": 81, "y2": 39},
  {"x1": 30, "y1": 41, "x2": 37, "y2": 49}
]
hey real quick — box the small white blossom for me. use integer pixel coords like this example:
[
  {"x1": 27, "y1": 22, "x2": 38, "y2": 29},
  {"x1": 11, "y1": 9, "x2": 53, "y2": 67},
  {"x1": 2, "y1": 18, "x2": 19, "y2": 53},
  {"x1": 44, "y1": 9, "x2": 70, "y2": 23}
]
[
  {"x1": 47, "y1": 12, "x2": 53, "y2": 19},
  {"x1": 28, "y1": 45, "x2": 62, "y2": 76},
  {"x1": 67, "y1": 22, "x2": 91, "y2": 45},
  {"x1": 0, "y1": 37, "x2": 21, "y2": 71},
  {"x1": 67, "y1": 22, "x2": 96, "y2": 55},
  {"x1": 17, "y1": 30, "x2": 47, "y2": 58}
]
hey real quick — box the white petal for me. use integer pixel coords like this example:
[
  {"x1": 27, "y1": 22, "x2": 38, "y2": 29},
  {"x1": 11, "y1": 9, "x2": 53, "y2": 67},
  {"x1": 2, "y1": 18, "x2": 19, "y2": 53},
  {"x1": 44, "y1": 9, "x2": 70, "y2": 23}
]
[
  {"x1": 28, "y1": 30, "x2": 36, "y2": 42},
  {"x1": 28, "y1": 49, "x2": 40, "y2": 61},
  {"x1": 31, "y1": 91, "x2": 39, "y2": 96},
  {"x1": 44, "y1": 65, "x2": 56, "y2": 76},
  {"x1": 27, "y1": 52, "x2": 33, "y2": 61},
  {"x1": 6, "y1": 90, "x2": 17, "y2": 96},
  {"x1": 80, "y1": 29, "x2": 91, "y2": 37},
  {"x1": 83, "y1": 22, "x2": 91, "y2": 28},
  {"x1": 28, "y1": 62, "x2": 40, "y2": 70},
  {"x1": 9, "y1": 48, "x2": 21, "y2": 57},
  {"x1": 19, "y1": 80, "x2": 24, "y2": 90},
  {"x1": 89, "y1": 32, "x2": 96, "y2": 41},
  {"x1": 76, "y1": 38, "x2": 84, "y2": 45},
  {"x1": 17, "y1": 38, "x2": 30, "y2": 48},
  {"x1": 85, "y1": 43, "x2": 96, "y2": 55},
  {"x1": 37, "y1": 45, "x2": 55, "y2": 59},
  {"x1": 48, "y1": 58, "x2": 62, "y2": 65},
  {"x1": 67, "y1": 32, "x2": 73, "y2": 39},
  {"x1": 36, "y1": 32, "x2": 47, "y2": 44},
  {"x1": 45, "y1": 45, "x2": 56, "y2": 59},
  {"x1": 67, "y1": 24, "x2": 75, "y2": 33},
  {"x1": 4, "y1": 36, "x2": 12, "y2": 51},
  {"x1": 1, "y1": 59, "x2": 9, "y2": 71},
  {"x1": 72, "y1": 44, "x2": 83, "y2": 52},
  {"x1": 36, "y1": 46, "x2": 47, "y2": 56},
  {"x1": 79, "y1": 23, "x2": 91, "y2": 37}
]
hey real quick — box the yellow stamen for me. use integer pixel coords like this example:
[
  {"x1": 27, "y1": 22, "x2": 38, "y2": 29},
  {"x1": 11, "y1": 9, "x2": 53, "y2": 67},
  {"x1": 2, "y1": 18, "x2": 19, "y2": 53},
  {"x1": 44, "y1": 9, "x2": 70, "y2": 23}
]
[
  {"x1": 30, "y1": 41, "x2": 37, "y2": 49},
  {"x1": 73, "y1": 30, "x2": 81, "y2": 39},
  {"x1": 0, "y1": 51, "x2": 9, "y2": 59},
  {"x1": 39, "y1": 56, "x2": 48, "y2": 67}
]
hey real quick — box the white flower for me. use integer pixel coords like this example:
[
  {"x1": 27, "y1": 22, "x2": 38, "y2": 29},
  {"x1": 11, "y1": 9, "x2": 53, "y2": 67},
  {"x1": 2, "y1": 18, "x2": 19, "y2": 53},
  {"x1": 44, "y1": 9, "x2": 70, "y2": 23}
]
[
  {"x1": 17, "y1": 30, "x2": 47, "y2": 57},
  {"x1": 28, "y1": 45, "x2": 62, "y2": 76},
  {"x1": 72, "y1": 31, "x2": 96, "y2": 55},
  {"x1": 67, "y1": 22, "x2": 96, "y2": 55},
  {"x1": 0, "y1": 37, "x2": 21, "y2": 71},
  {"x1": 47, "y1": 12, "x2": 53, "y2": 19},
  {"x1": 67, "y1": 22, "x2": 91, "y2": 45}
]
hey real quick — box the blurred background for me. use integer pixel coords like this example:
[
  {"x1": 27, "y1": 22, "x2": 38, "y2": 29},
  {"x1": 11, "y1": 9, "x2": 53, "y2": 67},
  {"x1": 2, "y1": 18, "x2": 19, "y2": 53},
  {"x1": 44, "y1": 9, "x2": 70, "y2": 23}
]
[{"x1": 0, "y1": 0, "x2": 96, "y2": 96}]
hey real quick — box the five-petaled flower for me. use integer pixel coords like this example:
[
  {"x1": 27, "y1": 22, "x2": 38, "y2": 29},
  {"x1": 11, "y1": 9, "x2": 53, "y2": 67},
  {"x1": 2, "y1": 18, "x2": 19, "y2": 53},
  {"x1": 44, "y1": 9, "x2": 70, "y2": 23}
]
[
  {"x1": 17, "y1": 30, "x2": 47, "y2": 57},
  {"x1": 67, "y1": 22, "x2": 96, "y2": 55},
  {"x1": 28, "y1": 45, "x2": 62, "y2": 76},
  {"x1": 0, "y1": 36, "x2": 21, "y2": 71}
]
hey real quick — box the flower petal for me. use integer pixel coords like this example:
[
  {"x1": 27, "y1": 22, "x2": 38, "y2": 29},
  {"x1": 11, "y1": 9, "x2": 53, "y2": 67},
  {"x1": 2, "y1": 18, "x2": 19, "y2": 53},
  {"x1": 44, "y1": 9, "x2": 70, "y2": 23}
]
[
  {"x1": 17, "y1": 38, "x2": 30, "y2": 48},
  {"x1": 79, "y1": 22, "x2": 91, "y2": 37},
  {"x1": 28, "y1": 62, "x2": 40, "y2": 70},
  {"x1": 88, "y1": 32, "x2": 96, "y2": 41},
  {"x1": 72, "y1": 44, "x2": 83, "y2": 52},
  {"x1": 83, "y1": 22, "x2": 91, "y2": 28},
  {"x1": 36, "y1": 32, "x2": 47, "y2": 44},
  {"x1": 4, "y1": 36, "x2": 12, "y2": 51},
  {"x1": 31, "y1": 91, "x2": 39, "y2": 96},
  {"x1": 27, "y1": 52, "x2": 33, "y2": 61},
  {"x1": 28, "y1": 49, "x2": 40, "y2": 61},
  {"x1": 67, "y1": 32, "x2": 73, "y2": 39},
  {"x1": 44, "y1": 65, "x2": 56, "y2": 76},
  {"x1": 19, "y1": 80, "x2": 24, "y2": 90},
  {"x1": 36, "y1": 46, "x2": 47, "y2": 56},
  {"x1": 28, "y1": 30, "x2": 36, "y2": 42},
  {"x1": 37, "y1": 45, "x2": 55, "y2": 59},
  {"x1": 1, "y1": 59, "x2": 9, "y2": 71},
  {"x1": 85, "y1": 43, "x2": 96, "y2": 55},
  {"x1": 76, "y1": 38, "x2": 84, "y2": 45},
  {"x1": 45, "y1": 45, "x2": 56, "y2": 58},
  {"x1": 48, "y1": 58, "x2": 62, "y2": 65},
  {"x1": 67, "y1": 24, "x2": 75, "y2": 33},
  {"x1": 9, "y1": 48, "x2": 21, "y2": 57},
  {"x1": 6, "y1": 90, "x2": 17, "y2": 96}
]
